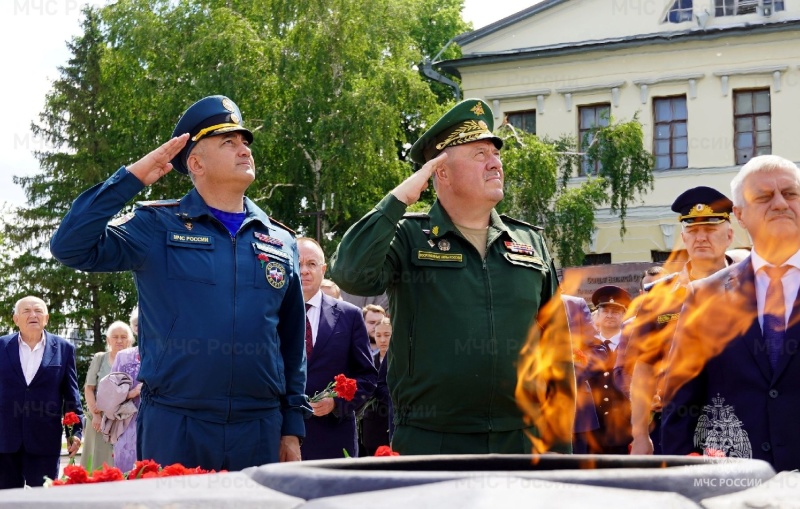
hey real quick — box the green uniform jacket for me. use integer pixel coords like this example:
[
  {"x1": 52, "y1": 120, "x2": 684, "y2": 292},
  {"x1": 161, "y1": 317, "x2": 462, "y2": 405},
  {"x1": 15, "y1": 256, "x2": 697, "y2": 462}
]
[{"x1": 330, "y1": 194, "x2": 574, "y2": 447}]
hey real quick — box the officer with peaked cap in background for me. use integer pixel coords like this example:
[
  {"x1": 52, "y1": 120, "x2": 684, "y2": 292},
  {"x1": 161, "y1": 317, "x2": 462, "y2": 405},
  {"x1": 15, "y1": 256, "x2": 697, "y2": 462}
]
[
  {"x1": 51, "y1": 96, "x2": 310, "y2": 470},
  {"x1": 582, "y1": 285, "x2": 633, "y2": 454},
  {"x1": 618, "y1": 186, "x2": 734, "y2": 455},
  {"x1": 329, "y1": 99, "x2": 574, "y2": 455}
]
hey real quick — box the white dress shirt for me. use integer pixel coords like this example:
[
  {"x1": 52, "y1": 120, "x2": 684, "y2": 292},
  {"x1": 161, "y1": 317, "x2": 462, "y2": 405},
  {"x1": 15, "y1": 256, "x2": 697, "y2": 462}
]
[
  {"x1": 305, "y1": 290, "x2": 323, "y2": 346},
  {"x1": 18, "y1": 332, "x2": 46, "y2": 385},
  {"x1": 597, "y1": 331, "x2": 622, "y2": 351},
  {"x1": 751, "y1": 248, "x2": 800, "y2": 331}
]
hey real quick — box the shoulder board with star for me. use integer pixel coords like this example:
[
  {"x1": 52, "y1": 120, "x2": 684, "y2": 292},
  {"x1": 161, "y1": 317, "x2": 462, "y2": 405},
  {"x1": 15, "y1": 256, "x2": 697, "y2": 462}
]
[
  {"x1": 500, "y1": 214, "x2": 543, "y2": 231},
  {"x1": 402, "y1": 212, "x2": 430, "y2": 220},
  {"x1": 135, "y1": 199, "x2": 181, "y2": 208},
  {"x1": 268, "y1": 216, "x2": 296, "y2": 236}
]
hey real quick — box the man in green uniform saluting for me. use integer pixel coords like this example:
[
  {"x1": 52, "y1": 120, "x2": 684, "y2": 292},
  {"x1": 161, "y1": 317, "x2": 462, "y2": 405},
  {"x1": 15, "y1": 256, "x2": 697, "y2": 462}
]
[{"x1": 329, "y1": 99, "x2": 575, "y2": 455}]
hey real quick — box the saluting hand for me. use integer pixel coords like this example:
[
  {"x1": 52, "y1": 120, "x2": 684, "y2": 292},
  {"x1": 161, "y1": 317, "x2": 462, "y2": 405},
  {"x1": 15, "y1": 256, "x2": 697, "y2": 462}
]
[
  {"x1": 127, "y1": 133, "x2": 190, "y2": 186},
  {"x1": 391, "y1": 151, "x2": 447, "y2": 206}
]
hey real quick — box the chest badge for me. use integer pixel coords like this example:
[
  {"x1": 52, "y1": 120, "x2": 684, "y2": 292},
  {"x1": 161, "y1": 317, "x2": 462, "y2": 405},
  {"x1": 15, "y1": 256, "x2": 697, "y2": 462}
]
[
  {"x1": 255, "y1": 232, "x2": 284, "y2": 248},
  {"x1": 184, "y1": 221, "x2": 193, "y2": 230},
  {"x1": 437, "y1": 239, "x2": 451, "y2": 252},
  {"x1": 266, "y1": 261, "x2": 287, "y2": 289},
  {"x1": 504, "y1": 241, "x2": 536, "y2": 256}
]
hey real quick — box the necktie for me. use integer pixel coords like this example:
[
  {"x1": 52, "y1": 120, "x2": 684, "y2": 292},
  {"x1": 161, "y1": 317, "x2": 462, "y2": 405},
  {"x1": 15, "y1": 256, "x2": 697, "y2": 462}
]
[
  {"x1": 305, "y1": 303, "x2": 313, "y2": 359},
  {"x1": 763, "y1": 265, "x2": 790, "y2": 369}
]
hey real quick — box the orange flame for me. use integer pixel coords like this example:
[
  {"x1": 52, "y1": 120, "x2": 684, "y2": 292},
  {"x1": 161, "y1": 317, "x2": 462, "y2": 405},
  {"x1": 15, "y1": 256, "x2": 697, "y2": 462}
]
[{"x1": 515, "y1": 291, "x2": 576, "y2": 454}]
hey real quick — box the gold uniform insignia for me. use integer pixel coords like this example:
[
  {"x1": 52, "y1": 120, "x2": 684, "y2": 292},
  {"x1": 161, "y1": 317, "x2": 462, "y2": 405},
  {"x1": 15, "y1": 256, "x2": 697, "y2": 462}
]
[
  {"x1": 657, "y1": 313, "x2": 680, "y2": 324},
  {"x1": 470, "y1": 103, "x2": 485, "y2": 116},
  {"x1": 432, "y1": 226, "x2": 439, "y2": 236}
]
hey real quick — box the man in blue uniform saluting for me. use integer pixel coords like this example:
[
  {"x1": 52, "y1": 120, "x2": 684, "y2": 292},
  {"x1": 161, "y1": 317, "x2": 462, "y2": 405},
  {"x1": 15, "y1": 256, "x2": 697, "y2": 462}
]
[{"x1": 50, "y1": 96, "x2": 310, "y2": 470}]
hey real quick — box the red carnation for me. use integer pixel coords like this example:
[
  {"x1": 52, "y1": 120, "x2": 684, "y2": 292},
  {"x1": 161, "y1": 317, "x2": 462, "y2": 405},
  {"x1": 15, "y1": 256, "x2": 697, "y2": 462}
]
[
  {"x1": 159, "y1": 463, "x2": 194, "y2": 477},
  {"x1": 128, "y1": 459, "x2": 161, "y2": 479},
  {"x1": 62, "y1": 412, "x2": 81, "y2": 427},
  {"x1": 309, "y1": 373, "x2": 358, "y2": 402},
  {"x1": 374, "y1": 445, "x2": 399, "y2": 456},
  {"x1": 92, "y1": 463, "x2": 125, "y2": 483},
  {"x1": 63, "y1": 465, "x2": 93, "y2": 484},
  {"x1": 333, "y1": 374, "x2": 357, "y2": 401},
  {"x1": 257, "y1": 253, "x2": 270, "y2": 267}
]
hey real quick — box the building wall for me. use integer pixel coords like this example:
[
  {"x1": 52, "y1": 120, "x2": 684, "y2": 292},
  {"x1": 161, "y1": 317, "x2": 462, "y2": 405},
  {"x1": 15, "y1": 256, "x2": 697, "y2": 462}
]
[
  {"x1": 454, "y1": 14, "x2": 800, "y2": 265},
  {"x1": 462, "y1": 0, "x2": 791, "y2": 54}
]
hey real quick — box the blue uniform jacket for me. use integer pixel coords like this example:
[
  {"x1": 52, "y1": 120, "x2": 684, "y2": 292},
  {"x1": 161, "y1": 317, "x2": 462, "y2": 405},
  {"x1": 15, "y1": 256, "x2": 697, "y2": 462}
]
[
  {"x1": 0, "y1": 331, "x2": 83, "y2": 456},
  {"x1": 50, "y1": 167, "x2": 309, "y2": 436}
]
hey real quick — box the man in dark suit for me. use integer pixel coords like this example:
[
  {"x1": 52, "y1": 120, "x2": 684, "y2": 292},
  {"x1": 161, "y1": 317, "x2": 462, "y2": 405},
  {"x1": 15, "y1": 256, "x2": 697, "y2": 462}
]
[
  {"x1": 298, "y1": 238, "x2": 377, "y2": 460},
  {"x1": 585, "y1": 286, "x2": 632, "y2": 454},
  {"x1": 0, "y1": 296, "x2": 83, "y2": 488},
  {"x1": 561, "y1": 295, "x2": 600, "y2": 454},
  {"x1": 662, "y1": 155, "x2": 800, "y2": 471},
  {"x1": 623, "y1": 187, "x2": 734, "y2": 456}
]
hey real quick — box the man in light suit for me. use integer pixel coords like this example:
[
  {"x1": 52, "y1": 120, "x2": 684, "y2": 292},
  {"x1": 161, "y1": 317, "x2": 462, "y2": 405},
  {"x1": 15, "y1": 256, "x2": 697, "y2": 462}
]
[
  {"x1": 0, "y1": 296, "x2": 83, "y2": 488},
  {"x1": 662, "y1": 155, "x2": 800, "y2": 471},
  {"x1": 298, "y1": 238, "x2": 377, "y2": 460}
]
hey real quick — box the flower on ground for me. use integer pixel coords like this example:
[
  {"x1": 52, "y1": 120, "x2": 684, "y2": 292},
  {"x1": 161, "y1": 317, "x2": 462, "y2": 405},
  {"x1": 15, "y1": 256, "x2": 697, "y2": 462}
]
[
  {"x1": 128, "y1": 459, "x2": 160, "y2": 479},
  {"x1": 46, "y1": 460, "x2": 221, "y2": 486},
  {"x1": 309, "y1": 373, "x2": 358, "y2": 403},
  {"x1": 374, "y1": 445, "x2": 399, "y2": 457},
  {"x1": 92, "y1": 463, "x2": 125, "y2": 483}
]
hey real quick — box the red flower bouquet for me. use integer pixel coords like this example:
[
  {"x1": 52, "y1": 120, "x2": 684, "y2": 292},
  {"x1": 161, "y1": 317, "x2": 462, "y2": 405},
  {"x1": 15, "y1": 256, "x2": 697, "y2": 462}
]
[{"x1": 309, "y1": 373, "x2": 357, "y2": 402}]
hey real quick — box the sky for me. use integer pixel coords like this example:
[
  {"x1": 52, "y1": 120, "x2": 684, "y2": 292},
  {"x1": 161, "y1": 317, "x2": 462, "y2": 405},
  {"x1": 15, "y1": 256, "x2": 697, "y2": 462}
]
[{"x1": 0, "y1": 0, "x2": 536, "y2": 209}]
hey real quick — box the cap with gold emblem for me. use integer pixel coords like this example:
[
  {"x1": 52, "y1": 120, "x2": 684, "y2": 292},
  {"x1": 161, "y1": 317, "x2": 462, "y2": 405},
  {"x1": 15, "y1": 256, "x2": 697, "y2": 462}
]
[
  {"x1": 671, "y1": 186, "x2": 733, "y2": 226},
  {"x1": 170, "y1": 95, "x2": 254, "y2": 175},
  {"x1": 592, "y1": 285, "x2": 632, "y2": 311},
  {"x1": 409, "y1": 98, "x2": 503, "y2": 166}
]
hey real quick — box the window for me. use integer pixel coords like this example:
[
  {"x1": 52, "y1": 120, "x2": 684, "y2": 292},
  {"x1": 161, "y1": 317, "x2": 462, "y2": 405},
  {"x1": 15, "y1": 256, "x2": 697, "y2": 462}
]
[
  {"x1": 579, "y1": 104, "x2": 610, "y2": 176},
  {"x1": 715, "y1": 0, "x2": 784, "y2": 16},
  {"x1": 651, "y1": 250, "x2": 688, "y2": 263},
  {"x1": 665, "y1": 0, "x2": 693, "y2": 23},
  {"x1": 506, "y1": 110, "x2": 536, "y2": 134},
  {"x1": 734, "y1": 89, "x2": 771, "y2": 165},
  {"x1": 653, "y1": 96, "x2": 688, "y2": 170},
  {"x1": 582, "y1": 253, "x2": 611, "y2": 266}
]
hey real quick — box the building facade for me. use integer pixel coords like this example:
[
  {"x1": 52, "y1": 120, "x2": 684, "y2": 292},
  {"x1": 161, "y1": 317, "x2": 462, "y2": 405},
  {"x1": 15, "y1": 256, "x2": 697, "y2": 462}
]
[{"x1": 441, "y1": 0, "x2": 800, "y2": 265}]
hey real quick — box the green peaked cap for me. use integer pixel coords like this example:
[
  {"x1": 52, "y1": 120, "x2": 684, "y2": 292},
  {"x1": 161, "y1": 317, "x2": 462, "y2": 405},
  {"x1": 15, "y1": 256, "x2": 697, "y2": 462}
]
[{"x1": 409, "y1": 99, "x2": 503, "y2": 166}]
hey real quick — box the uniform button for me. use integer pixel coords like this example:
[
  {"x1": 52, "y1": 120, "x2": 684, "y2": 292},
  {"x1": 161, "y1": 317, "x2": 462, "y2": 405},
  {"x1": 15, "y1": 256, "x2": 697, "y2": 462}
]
[
  {"x1": 769, "y1": 389, "x2": 779, "y2": 398},
  {"x1": 761, "y1": 442, "x2": 771, "y2": 452},
  {"x1": 603, "y1": 385, "x2": 609, "y2": 389},
  {"x1": 604, "y1": 372, "x2": 610, "y2": 377},
  {"x1": 604, "y1": 412, "x2": 609, "y2": 415},
  {"x1": 603, "y1": 398, "x2": 609, "y2": 402}
]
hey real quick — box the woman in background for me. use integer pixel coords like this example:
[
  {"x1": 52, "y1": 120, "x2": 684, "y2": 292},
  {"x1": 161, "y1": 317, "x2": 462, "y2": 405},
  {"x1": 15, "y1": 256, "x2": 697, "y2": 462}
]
[
  {"x1": 109, "y1": 306, "x2": 142, "y2": 473},
  {"x1": 81, "y1": 320, "x2": 134, "y2": 468}
]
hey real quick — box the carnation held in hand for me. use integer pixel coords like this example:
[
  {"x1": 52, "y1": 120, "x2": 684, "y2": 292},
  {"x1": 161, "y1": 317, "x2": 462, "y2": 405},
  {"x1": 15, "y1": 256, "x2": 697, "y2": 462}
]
[{"x1": 309, "y1": 373, "x2": 358, "y2": 402}]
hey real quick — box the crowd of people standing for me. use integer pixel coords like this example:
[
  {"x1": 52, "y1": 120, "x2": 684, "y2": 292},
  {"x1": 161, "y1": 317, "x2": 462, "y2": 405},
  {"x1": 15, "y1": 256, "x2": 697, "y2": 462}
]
[{"x1": 2, "y1": 95, "x2": 800, "y2": 489}]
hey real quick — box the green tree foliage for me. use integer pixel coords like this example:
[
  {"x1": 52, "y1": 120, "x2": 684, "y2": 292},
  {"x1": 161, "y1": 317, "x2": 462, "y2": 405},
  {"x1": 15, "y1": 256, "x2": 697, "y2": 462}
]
[
  {"x1": 0, "y1": 7, "x2": 136, "y2": 344},
  {"x1": 498, "y1": 118, "x2": 654, "y2": 267},
  {"x1": 0, "y1": 0, "x2": 467, "y2": 332}
]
